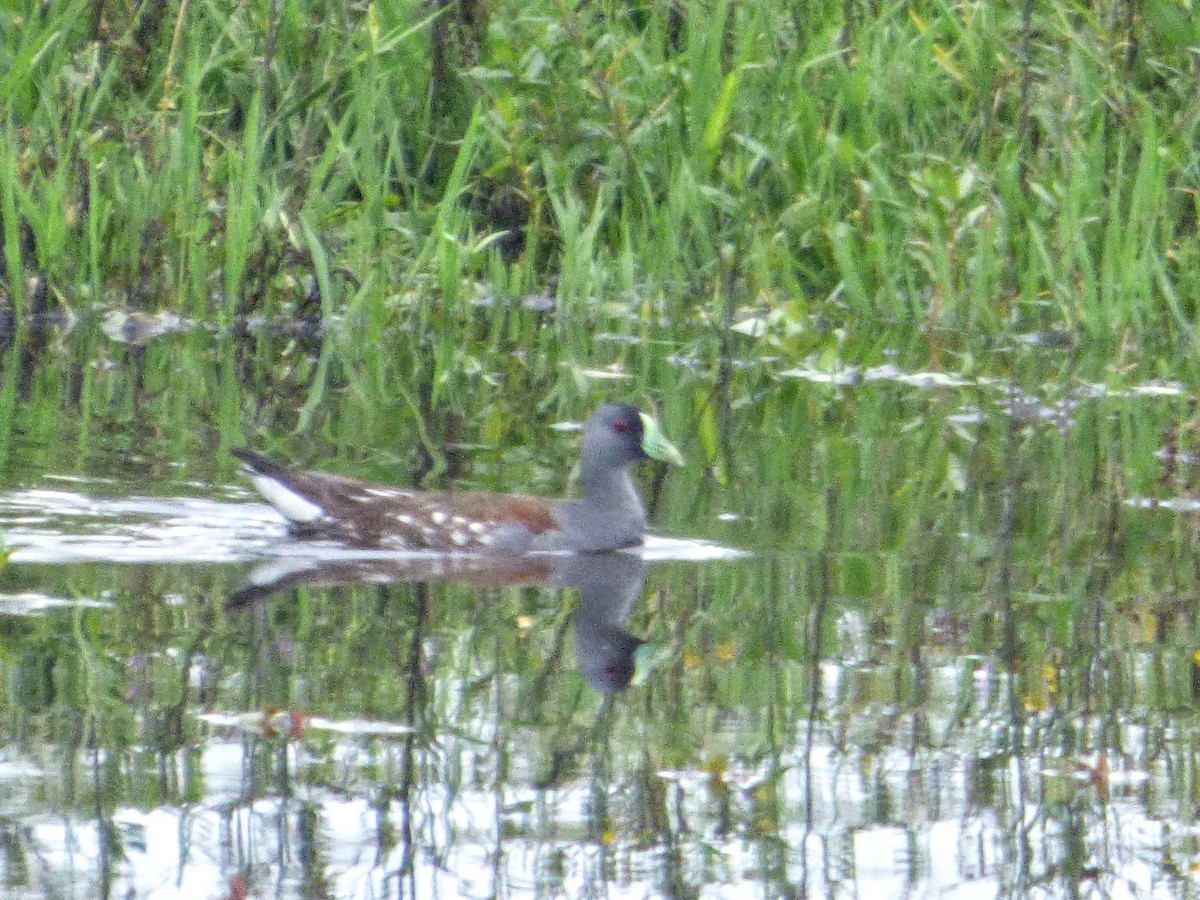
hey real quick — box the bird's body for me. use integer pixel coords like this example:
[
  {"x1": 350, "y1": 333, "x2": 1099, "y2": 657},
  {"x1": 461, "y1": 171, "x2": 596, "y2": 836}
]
[{"x1": 233, "y1": 404, "x2": 682, "y2": 553}]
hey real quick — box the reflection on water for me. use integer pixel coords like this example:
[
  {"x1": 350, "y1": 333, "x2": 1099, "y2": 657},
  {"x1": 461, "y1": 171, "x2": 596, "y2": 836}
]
[
  {"x1": 0, "y1": 525, "x2": 1192, "y2": 897},
  {"x1": 3, "y1": 351, "x2": 1200, "y2": 897},
  {"x1": 230, "y1": 547, "x2": 652, "y2": 696},
  {"x1": 231, "y1": 548, "x2": 652, "y2": 694},
  {"x1": 0, "y1": 557, "x2": 1187, "y2": 899}
]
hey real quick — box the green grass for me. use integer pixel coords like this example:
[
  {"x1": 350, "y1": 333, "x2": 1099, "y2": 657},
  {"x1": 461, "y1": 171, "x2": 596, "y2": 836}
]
[{"x1": 0, "y1": 0, "x2": 1195, "y2": 349}]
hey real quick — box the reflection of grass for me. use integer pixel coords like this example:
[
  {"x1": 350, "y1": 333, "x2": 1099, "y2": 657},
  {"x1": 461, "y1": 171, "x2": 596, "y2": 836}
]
[
  {"x1": 0, "y1": 1, "x2": 1194, "y2": 346},
  {"x1": 0, "y1": 3, "x2": 1197, "y2": 626},
  {"x1": 1, "y1": 336, "x2": 1199, "y2": 897}
]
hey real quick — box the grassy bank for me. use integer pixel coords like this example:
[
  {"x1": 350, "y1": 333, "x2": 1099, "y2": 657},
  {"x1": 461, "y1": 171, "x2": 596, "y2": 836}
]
[{"x1": 0, "y1": 0, "x2": 1196, "y2": 349}]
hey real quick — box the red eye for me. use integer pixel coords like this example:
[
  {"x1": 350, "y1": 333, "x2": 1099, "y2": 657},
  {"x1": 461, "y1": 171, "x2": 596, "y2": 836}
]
[{"x1": 612, "y1": 419, "x2": 631, "y2": 434}]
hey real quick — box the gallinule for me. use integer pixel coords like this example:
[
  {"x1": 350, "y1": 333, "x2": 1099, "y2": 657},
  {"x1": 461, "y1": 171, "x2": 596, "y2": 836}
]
[{"x1": 233, "y1": 404, "x2": 683, "y2": 553}]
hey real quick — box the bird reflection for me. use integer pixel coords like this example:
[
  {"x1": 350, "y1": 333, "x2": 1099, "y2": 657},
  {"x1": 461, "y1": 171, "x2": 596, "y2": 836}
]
[
  {"x1": 555, "y1": 553, "x2": 645, "y2": 693},
  {"x1": 228, "y1": 551, "x2": 648, "y2": 693}
]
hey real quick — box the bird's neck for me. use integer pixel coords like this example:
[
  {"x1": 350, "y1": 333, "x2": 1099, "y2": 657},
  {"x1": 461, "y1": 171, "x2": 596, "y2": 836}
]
[{"x1": 580, "y1": 463, "x2": 644, "y2": 518}]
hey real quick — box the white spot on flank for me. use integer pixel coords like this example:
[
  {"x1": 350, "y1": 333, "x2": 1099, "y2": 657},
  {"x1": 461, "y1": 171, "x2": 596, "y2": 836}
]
[
  {"x1": 431, "y1": 511, "x2": 448, "y2": 525},
  {"x1": 396, "y1": 513, "x2": 415, "y2": 526},
  {"x1": 248, "y1": 475, "x2": 324, "y2": 523},
  {"x1": 468, "y1": 522, "x2": 488, "y2": 534},
  {"x1": 451, "y1": 531, "x2": 469, "y2": 546},
  {"x1": 366, "y1": 488, "x2": 397, "y2": 498}
]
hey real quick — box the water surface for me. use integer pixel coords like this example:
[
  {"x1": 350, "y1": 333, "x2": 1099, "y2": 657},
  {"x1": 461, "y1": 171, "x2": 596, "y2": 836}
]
[{"x1": 1, "y1": 321, "x2": 1198, "y2": 898}]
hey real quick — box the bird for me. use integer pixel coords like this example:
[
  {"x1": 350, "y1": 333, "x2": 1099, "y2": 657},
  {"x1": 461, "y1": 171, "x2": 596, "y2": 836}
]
[{"x1": 232, "y1": 404, "x2": 683, "y2": 554}]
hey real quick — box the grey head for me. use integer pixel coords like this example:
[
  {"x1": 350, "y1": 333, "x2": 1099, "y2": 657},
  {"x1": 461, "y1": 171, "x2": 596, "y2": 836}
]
[
  {"x1": 543, "y1": 405, "x2": 654, "y2": 552},
  {"x1": 580, "y1": 404, "x2": 652, "y2": 477}
]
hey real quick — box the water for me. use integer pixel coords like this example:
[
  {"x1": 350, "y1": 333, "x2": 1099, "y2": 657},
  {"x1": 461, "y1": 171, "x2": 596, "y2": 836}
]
[{"x1": 1, "y1": 322, "x2": 1199, "y2": 898}]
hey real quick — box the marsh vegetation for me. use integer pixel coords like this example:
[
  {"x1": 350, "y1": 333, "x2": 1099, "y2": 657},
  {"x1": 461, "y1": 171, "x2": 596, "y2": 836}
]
[{"x1": 1, "y1": 0, "x2": 1200, "y2": 896}]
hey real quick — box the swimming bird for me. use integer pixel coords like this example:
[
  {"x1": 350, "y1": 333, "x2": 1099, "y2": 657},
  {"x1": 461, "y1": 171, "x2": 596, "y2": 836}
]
[{"x1": 233, "y1": 404, "x2": 683, "y2": 553}]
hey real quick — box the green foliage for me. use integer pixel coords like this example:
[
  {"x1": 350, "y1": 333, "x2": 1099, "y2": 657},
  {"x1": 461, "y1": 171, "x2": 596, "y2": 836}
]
[{"x1": 0, "y1": 0, "x2": 1193, "y2": 348}]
